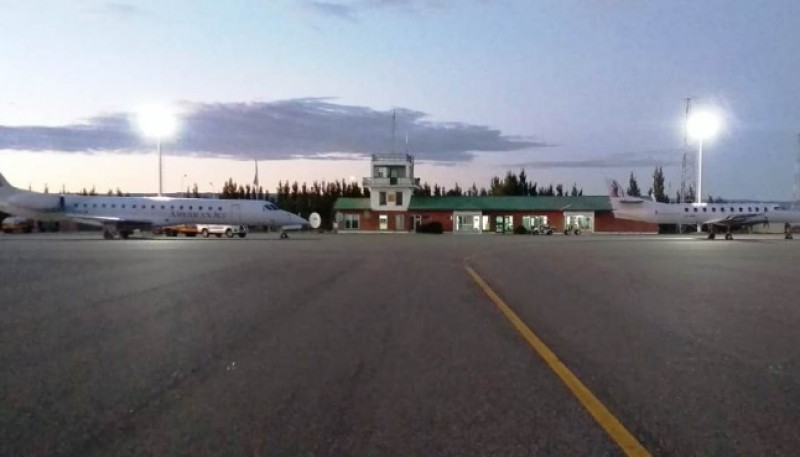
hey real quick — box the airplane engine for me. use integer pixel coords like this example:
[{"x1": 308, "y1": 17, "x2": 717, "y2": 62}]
[{"x1": 8, "y1": 193, "x2": 63, "y2": 212}]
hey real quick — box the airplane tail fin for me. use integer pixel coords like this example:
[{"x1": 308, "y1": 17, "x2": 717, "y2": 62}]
[
  {"x1": 0, "y1": 171, "x2": 15, "y2": 196},
  {"x1": 605, "y1": 178, "x2": 644, "y2": 211}
]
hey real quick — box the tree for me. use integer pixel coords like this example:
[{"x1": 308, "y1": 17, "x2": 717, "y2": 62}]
[
  {"x1": 652, "y1": 166, "x2": 668, "y2": 203},
  {"x1": 43, "y1": 184, "x2": 49, "y2": 194},
  {"x1": 626, "y1": 172, "x2": 641, "y2": 197},
  {"x1": 556, "y1": 184, "x2": 564, "y2": 197},
  {"x1": 685, "y1": 185, "x2": 696, "y2": 203},
  {"x1": 192, "y1": 183, "x2": 200, "y2": 198},
  {"x1": 570, "y1": 183, "x2": 579, "y2": 197}
]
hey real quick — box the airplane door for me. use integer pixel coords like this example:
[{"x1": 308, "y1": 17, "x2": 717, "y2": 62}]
[{"x1": 231, "y1": 204, "x2": 242, "y2": 224}]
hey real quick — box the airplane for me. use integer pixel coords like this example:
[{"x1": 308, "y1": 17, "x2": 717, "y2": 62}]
[
  {"x1": 607, "y1": 179, "x2": 799, "y2": 240},
  {"x1": 0, "y1": 171, "x2": 309, "y2": 239}
]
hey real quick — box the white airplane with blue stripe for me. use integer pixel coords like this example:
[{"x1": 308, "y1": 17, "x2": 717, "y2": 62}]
[
  {"x1": 0, "y1": 171, "x2": 308, "y2": 239},
  {"x1": 608, "y1": 179, "x2": 799, "y2": 240}
]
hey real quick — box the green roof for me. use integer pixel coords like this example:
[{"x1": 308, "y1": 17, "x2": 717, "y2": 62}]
[
  {"x1": 334, "y1": 196, "x2": 611, "y2": 211},
  {"x1": 409, "y1": 196, "x2": 611, "y2": 211},
  {"x1": 333, "y1": 198, "x2": 371, "y2": 210}
]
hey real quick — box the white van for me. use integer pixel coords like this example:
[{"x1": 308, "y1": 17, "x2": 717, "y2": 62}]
[{"x1": 196, "y1": 224, "x2": 248, "y2": 238}]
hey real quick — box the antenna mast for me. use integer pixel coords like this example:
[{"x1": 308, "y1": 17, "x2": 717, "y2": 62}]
[
  {"x1": 391, "y1": 110, "x2": 397, "y2": 153},
  {"x1": 680, "y1": 97, "x2": 695, "y2": 204},
  {"x1": 794, "y1": 133, "x2": 800, "y2": 206}
]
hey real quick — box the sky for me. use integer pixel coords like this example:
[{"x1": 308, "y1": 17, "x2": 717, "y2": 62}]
[{"x1": 1, "y1": 0, "x2": 799, "y2": 200}]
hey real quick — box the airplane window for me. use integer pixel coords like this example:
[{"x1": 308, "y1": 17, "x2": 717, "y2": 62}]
[
  {"x1": 179, "y1": 206, "x2": 183, "y2": 210},
  {"x1": 748, "y1": 207, "x2": 752, "y2": 212},
  {"x1": 199, "y1": 206, "x2": 203, "y2": 210},
  {"x1": 151, "y1": 205, "x2": 155, "y2": 209},
  {"x1": 684, "y1": 208, "x2": 689, "y2": 212},
  {"x1": 93, "y1": 204, "x2": 97, "y2": 208},
  {"x1": 111, "y1": 204, "x2": 116, "y2": 208},
  {"x1": 218, "y1": 207, "x2": 222, "y2": 211},
  {"x1": 693, "y1": 208, "x2": 698, "y2": 212},
  {"x1": 730, "y1": 207, "x2": 734, "y2": 212},
  {"x1": 161, "y1": 205, "x2": 165, "y2": 209},
  {"x1": 102, "y1": 204, "x2": 106, "y2": 208},
  {"x1": 702, "y1": 208, "x2": 707, "y2": 212},
  {"x1": 739, "y1": 207, "x2": 743, "y2": 212},
  {"x1": 189, "y1": 206, "x2": 193, "y2": 210},
  {"x1": 83, "y1": 204, "x2": 87, "y2": 208},
  {"x1": 73, "y1": 203, "x2": 78, "y2": 207},
  {"x1": 764, "y1": 207, "x2": 768, "y2": 212},
  {"x1": 133, "y1": 204, "x2": 137, "y2": 209},
  {"x1": 170, "y1": 206, "x2": 174, "y2": 210},
  {"x1": 712, "y1": 207, "x2": 716, "y2": 212},
  {"x1": 121, "y1": 205, "x2": 125, "y2": 209}
]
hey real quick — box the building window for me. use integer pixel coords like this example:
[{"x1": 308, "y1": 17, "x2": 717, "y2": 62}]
[
  {"x1": 344, "y1": 214, "x2": 359, "y2": 230},
  {"x1": 379, "y1": 191, "x2": 387, "y2": 206},
  {"x1": 396, "y1": 192, "x2": 403, "y2": 206},
  {"x1": 379, "y1": 215, "x2": 388, "y2": 230}
]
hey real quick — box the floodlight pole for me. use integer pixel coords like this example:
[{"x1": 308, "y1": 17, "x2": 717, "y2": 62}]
[
  {"x1": 696, "y1": 139, "x2": 703, "y2": 232},
  {"x1": 158, "y1": 137, "x2": 163, "y2": 196}
]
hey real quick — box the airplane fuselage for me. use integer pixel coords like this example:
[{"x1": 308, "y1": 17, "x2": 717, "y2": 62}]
[
  {"x1": 1, "y1": 191, "x2": 307, "y2": 230},
  {"x1": 612, "y1": 199, "x2": 799, "y2": 226}
]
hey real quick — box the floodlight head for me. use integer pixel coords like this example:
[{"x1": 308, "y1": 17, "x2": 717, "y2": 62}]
[
  {"x1": 137, "y1": 105, "x2": 178, "y2": 139},
  {"x1": 687, "y1": 111, "x2": 720, "y2": 141}
]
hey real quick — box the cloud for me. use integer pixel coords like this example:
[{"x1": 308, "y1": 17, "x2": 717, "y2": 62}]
[
  {"x1": 0, "y1": 98, "x2": 545, "y2": 162},
  {"x1": 302, "y1": 0, "x2": 457, "y2": 20},
  {"x1": 89, "y1": 1, "x2": 147, "y2": 19},
  {"x1": 511, "y1": 150, "x2": 683, "y2": 169},
  {"x1": 303, "y1": 1, "x2": 357, "y2": 21}
]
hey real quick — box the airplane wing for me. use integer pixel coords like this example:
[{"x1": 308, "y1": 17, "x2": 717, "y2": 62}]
[
  {"x1": 706, "y1": 213, "x2": 767, "y2": 227},
  {"x1": 65, "y1": 213, "x2": 154, "y2": 230}
]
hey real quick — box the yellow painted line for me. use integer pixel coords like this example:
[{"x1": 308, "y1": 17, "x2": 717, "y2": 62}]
[{"x1": 465, "y1": 265, "x2": 651, "y2": 457}]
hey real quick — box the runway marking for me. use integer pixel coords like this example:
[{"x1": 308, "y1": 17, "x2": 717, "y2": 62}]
[{"x1": 465, "y1": 265, "x2": 651, "y2": 457}]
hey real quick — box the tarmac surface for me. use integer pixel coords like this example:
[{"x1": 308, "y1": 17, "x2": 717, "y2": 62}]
[{"x1": 1, "y1": 231, "x2": 799, "y2": 456}]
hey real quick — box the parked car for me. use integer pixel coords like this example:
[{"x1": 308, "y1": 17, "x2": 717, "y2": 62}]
[
  {"x1": 2, "y1": 217, "x2": 33, "y2": 234},
  {"x1": 531, "y1": 225, "x2": 554, "y2": 235},
  {"x1": 196, "y1": 224, "x2": 248, "y2": 238}
]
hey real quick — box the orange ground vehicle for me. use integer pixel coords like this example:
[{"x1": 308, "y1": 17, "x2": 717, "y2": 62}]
[{"x1": 162, "y1": 224, "x2": 199, "y2": 237}]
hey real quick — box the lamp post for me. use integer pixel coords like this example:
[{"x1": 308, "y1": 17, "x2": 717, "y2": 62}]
[
  {"x1": 137, "y1": 105, "x2": 178, "y2": 196},
  {"x1": 687, "y1": 110, "x2": 721, "y2": 231}
]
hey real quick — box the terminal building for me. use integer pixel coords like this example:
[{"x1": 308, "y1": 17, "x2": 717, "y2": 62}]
[{"x1": 334, "y1": 153, "x2": 657, "y2": 234}]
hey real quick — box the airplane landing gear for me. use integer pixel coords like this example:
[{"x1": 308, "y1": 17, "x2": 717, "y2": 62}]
[
  {"x1": 102, "y1": 224, "x2": 119, "y2": 239},
  {"x1": 786, "y1": 233, "x2": 794, "y2": 240},
  {"x1": 280, "y1": 232, "x2": 289, "y2": 239},
  {"x1": 725, "y1": 233, "x2": 733, "y2": 240},
  {"x1": 785, "y1": 223, "x2": 793, "y2": 240}
]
